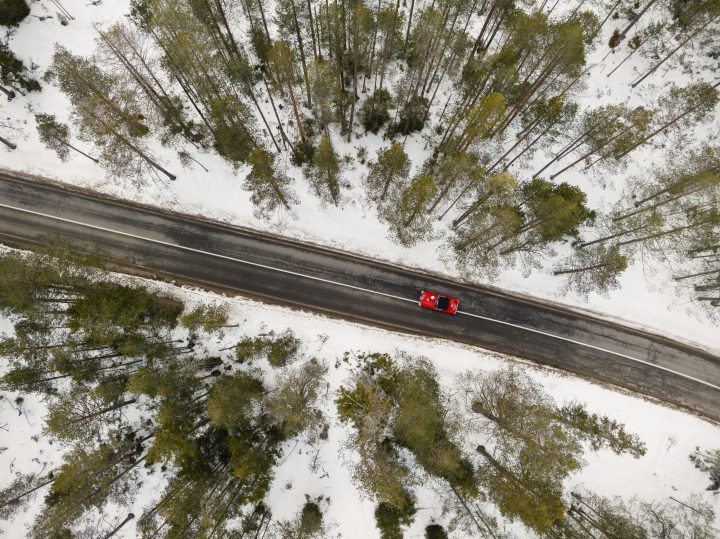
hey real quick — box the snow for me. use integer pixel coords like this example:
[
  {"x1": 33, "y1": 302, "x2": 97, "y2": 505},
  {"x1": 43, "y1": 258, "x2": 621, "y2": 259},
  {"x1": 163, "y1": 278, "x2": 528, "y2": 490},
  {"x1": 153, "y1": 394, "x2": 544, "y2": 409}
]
[
  {"x1": 0, "y1": 0, "x2": 718, "y2": 354},
  {"x1": 1, "y1": 276, "x2": 719, "y2": 538},
  {"x1": 1, "y1": 2, "x2": 720, "y2": 536}
]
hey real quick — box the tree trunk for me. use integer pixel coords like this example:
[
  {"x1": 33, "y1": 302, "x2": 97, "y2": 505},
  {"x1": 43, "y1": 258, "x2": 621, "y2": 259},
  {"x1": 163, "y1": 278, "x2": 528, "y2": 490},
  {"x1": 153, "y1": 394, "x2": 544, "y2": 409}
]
[
  {"x1": 290, "y1": 0, "x2": 313, "y2": 107},
  {"x1": 0, "y1": 84, "x2": 17, "y2": 100},
  {"x1": 102, "y1": 513, "x2": 135, "y2": 539},
  {"x1": 0, "y1": 135, "x2": 17, "y2": 150},
  {"x1": 616, "y1": 78, "x2": 720, "y2": 161},
  {"x1": 630, "y1": 13, "x2": 720, "y2": 88},
  {"x1": 579, "y1": 223, "x2": 649, "y2": 247},
  {"x1": 306, "y1": 0, "x2": 318, "y2": 59},
  {"x1": 404, "y1": 0, "x2": 416, "y2": 47},
  {"x1": 68, "y1": 398, "x2": 137, "y2": 425},
  {"x1": 616, "y1": 0, "x2": 659, "y2": 41},
  {"x1": 554, "y1": 262, "x2": 613, "y2": 275},
  {"x1": 674, "y1": 268, "x2": 720, "y2": 281},
  {"x1": 0, "y1": 477, "x2": 54, "y2": 509}
]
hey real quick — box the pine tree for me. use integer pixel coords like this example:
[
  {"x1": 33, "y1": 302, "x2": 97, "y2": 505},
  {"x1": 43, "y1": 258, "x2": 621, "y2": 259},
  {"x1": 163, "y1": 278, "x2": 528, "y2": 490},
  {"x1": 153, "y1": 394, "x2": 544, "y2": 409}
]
[
  {"x1": 244, "y1": 147, "x2": 296, "y2": 217},
  {"x1": 180, "y1": 303, "x2": 231, "y2": 335},
  {"x1": 553, "y1": 244, "x2": 629, "y2": 299},
  {"x1": 35, "y1": 113, "x2": 99, "y2": 163},
  {"x1": 0, "y1": 42, "x2": 40, "y2": 93},
  {"x1": 457, "y1": 366, "x2": 643, "y2": 534},
  {"x1": 365, "y1": 142, "x2": 410, "y2": 202},
  {"x1": 382, "y1": 173, "x2": 438, "y2": 246},
  {"x1": 308, "y1": 133, "x2": 342, "y2": 205},
  {"x1": 690, "y1": 446, "x2": 720, "y2": 491},
  {"x1": 265, "y1": 358, "x2": 328, "y2": 440},
  {"x1": 51, "y1": 45, "x2": 176, "y2": 184}
]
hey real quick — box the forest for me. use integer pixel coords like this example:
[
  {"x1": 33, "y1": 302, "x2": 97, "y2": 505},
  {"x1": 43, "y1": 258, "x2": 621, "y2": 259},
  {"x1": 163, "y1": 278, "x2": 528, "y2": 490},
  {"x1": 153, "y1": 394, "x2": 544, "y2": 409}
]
[
  {"x1": 0, "y1": 242, "x2": 718, "y2": 537},
  {"x1": 1, "y1": 0, "x2": 719, "y2": 316}
]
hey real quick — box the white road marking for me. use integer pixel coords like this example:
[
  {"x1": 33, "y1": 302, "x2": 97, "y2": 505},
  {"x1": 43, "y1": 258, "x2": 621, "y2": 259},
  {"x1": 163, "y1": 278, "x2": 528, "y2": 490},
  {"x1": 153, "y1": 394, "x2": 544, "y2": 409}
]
[
  {"x1": 0, "y1": 203, "x2": 417, "y2": 305},
  {"x1": 458, "y1": 310, "x2": 720, "y2": 392},
  {"x1": 2, "y1": 202, "x2": 718, "y2": 392}
]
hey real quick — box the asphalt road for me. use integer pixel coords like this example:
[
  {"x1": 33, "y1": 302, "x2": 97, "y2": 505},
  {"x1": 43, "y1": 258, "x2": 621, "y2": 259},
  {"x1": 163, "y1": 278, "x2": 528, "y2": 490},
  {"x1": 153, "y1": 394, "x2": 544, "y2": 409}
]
[{"x1": 1, "y1": 169, "x2": 719, "y2": 421}]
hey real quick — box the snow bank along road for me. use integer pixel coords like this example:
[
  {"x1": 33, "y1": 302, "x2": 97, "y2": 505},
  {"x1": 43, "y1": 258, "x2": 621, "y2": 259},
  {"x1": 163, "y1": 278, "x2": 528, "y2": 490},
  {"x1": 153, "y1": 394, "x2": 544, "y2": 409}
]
[{"x1": 1, "y1": 170, "x2": 719, "y2": 421}]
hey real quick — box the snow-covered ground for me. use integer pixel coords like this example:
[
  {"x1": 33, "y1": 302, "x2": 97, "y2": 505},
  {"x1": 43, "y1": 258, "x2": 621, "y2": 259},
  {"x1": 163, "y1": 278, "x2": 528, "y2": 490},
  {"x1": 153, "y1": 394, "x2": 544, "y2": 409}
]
[
  {"x1": 1, "y1": 0, "x2": 718, "y2": 354},
  {"x1": 1, "y1": 276, "x2": 719, "y2": 538}
]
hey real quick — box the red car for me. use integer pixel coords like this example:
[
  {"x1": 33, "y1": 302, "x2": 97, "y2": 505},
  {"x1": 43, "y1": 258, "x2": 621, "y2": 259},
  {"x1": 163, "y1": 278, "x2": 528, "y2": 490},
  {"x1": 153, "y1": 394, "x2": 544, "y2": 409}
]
[{"x1": 419, "y1": 290, "x2": 459, "y2": 314}]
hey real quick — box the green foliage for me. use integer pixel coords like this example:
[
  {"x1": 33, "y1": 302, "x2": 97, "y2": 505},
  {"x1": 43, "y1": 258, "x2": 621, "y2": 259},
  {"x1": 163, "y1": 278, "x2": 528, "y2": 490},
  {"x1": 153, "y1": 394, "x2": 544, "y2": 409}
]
[
  {"x1": 35, "y1": 113, "x2": 72, "y2": 162},
  {"x1": 245, "y1": 147, "x2": 296, "y2": 215},
  {"x1": 266, "y1": 358, "x2": 327, "y2": 440},
  {"x1": 0, "y1": 0, "x2": 30, "y2": 26},
  {"x1": 374, "y1": 495, "x2": 417, "y2": 539},
  {"x1": 272, "y1": 498, "x2": 326, "y2": 538},
  {"x1": 0, "y1": 242, "x2": 100, "y2": 318},
  {"x1": 32, "y1": 439, "x2": 141, "y2": 537},
  {"x1": 0, "y1": 43, "x2": 40, "y2": 93},
  {"x1": 209, "y1": 95, "x2": 256, "y2": 164},
  {"x1": 300, "y1": 501, "x2": 323, "y2": 534},
  {"x1": 366, "y1": 143, "x2": 410, "y2": 202},
  {"x1": 459, "y1": 366, "x2": 645, "y2": 533},
  {"x1": 235, "y1": 336, "x2": 262, "y2": 363},
  {"x1": 558, "y1": 402, "x2": 646, "y2": 457},
  {"x1": 362, "y1": 89, "x2": 393, "y2": 133},
  {"x1": 309, "y1": 133, "x2": 342, "y2": 205},
  {"x1": 232, "y1": 330, "x2": 301, "y2": 366},
  {"x1": 206, "y1": 372, "x2": 265, "y2": 431},
  {"x1": 389, "y1": 95, "x2": 429, "y2": 136},
  {"x1": 179, "y1": 302, "x2": 230, "y2": 335},
  {"x1": 338, "y1": 352, "x2": 476, "y2": 527},
  {"x1": 263, "y1": 329, "x2": 302, "y2": 368},
  {"x1": 292, "y1": 137, "x2": 317, "y2": 166},
  {"x1": 382, "y1": 173, "x2": 438, "y2": 246},
  {"x1": 690, "y1": 447, "x2": 720, "y2": 491},
  {"x1": 424, "y1": 524, "x2": 448, "y2": 539},
  {"x1": 521, "y1": 178, "x2": 595, "y2": 243},
  {"x1": 66, "y1": 283, "x2": 182, "y2": 344}
]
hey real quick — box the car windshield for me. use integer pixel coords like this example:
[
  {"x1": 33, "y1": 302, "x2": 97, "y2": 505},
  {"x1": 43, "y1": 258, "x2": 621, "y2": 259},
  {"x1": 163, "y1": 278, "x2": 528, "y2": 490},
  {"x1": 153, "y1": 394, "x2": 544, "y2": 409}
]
[{"x1": 436, "y1": 296, "x2": 450, "y2": 310}]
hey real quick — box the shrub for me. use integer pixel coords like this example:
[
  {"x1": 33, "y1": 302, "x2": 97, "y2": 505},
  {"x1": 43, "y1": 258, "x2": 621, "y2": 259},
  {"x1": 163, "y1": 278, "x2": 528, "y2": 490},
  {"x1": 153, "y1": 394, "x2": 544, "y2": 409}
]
[
  {"x1": 374, "y1": 495, "x2": 416, "y2": 539},
  {"x1": 362, "y1": 89, "x2": 393, "y2": 133},
  {"x1": 0, "y1": 0, "x2": 30, "y2": 27},
  {"x1": 389, "y1": 95, "x2": 429, "y2": 136},
  {"x1": 266, "y1": 329, "x2": 301, "y2": 368},
  {"x1": 300, "y1": 502, "x2": 323, "y2": 534},
  {"x1": 292, "y1": 138, "x2": 316, "y2": 165},
  {"x1": 425, "y1": 524, "x2": 448, "y2": 539}
]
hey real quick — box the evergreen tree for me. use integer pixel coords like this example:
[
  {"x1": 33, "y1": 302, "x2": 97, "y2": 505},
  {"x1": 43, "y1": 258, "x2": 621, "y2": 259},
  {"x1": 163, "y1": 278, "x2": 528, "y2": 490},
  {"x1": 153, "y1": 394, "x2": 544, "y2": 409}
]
[
  {"x1": 362, "y1": 89, "x2": 393, "y2": 133},
  {"x1": 365, "y1": 142, "x2": 410, "y2": 202},
  {"x1": 180, "y1": 302, "x2": 231, "y2": 335},
  {"x1": 553, "y1": 244, "x2": 629, "y2": 299},
  {"x1": 244, "y1": 147, "x2": 296, "y2": 217},
  {"x1": 0, "y1": 42, "x2": 40, "y2": 94},
  {"x1": 690, "y1": 447, "x2": 720, "y2": 491},
  {"x1": 308, "y1": 133, "x2": 342, "y2": 205},
  {"x1": 51, "y1": 45, "x2": 176, "y2": 184},
  {"x1": 382, "y1": 173, "x2": 438, "y2": 246},
  {"x1": 35, "y1": 113, "x2": 99, "y2": 164}
]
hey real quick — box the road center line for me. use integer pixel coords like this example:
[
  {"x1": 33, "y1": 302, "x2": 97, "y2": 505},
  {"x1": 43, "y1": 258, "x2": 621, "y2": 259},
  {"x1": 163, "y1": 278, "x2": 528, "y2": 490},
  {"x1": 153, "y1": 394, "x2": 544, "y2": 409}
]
[
  {"x1": 0, "y1": 203, "x2": 418, "y2": 305},
  {"x1": 458, "y1": 310, "x2": 720, "y2": 391},
  {"x1": 2, "y1": 202, "x2": 718, "y2": 393}
]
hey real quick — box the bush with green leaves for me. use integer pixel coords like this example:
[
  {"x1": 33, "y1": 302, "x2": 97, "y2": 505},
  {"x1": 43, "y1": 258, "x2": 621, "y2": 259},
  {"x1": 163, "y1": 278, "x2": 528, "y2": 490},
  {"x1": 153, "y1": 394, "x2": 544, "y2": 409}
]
[
  {"x1": 374, "y1": 496, "x2": 417, "y2": 539},
  {"x1": 362, "y1": 89, "x2": 393, "y2": 133},
  {"x1": 389, "y1": 95, "x2": 429, "y2": 136},
  {"x1": 425, "y1": 524, "x2": 448, "y2": 539}
]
